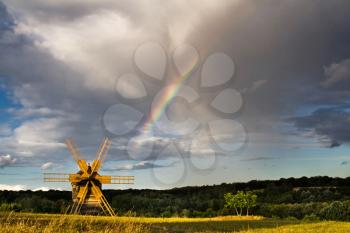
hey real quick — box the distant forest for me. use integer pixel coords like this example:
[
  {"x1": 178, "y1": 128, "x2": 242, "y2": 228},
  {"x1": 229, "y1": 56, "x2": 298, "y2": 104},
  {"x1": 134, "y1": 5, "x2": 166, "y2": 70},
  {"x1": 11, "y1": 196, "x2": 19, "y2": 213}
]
[{"x1": 1, "y1": 176, "x2": 350, "y2": 220}]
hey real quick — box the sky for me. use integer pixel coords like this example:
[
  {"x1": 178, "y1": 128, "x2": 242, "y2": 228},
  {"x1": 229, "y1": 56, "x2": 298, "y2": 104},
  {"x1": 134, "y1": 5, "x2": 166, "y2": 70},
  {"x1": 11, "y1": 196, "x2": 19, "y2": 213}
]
[{"x1": 0, "y1": 0, "x2": 350, "y2": 191}]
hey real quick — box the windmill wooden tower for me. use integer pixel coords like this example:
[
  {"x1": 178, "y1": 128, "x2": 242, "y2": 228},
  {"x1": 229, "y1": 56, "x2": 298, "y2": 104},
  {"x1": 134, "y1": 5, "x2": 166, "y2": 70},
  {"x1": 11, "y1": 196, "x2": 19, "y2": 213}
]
[{"x1": 43, "y1": 137, "x2": 134, "y2": 216}]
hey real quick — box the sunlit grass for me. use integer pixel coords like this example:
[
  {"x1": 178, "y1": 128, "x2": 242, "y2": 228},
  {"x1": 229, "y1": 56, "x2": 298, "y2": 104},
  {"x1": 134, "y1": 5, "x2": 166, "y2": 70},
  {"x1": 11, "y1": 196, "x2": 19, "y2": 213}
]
[
  {"x1": 240, "y1": 222, "x2": 350, "y2": 233},
  {"x1": 0, "y1": 212, "x2": 150, "y2": 233},
  {"x1": 0, "y1": 212, "x2": 349, "y2": 232}
]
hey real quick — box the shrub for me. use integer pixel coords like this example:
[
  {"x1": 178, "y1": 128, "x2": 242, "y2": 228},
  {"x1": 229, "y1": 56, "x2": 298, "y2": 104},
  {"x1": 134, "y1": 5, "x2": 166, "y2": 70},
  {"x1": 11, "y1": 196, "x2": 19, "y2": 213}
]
[
  {"x1": 303, "y1": 214, "x2": 320, "y2": 222},
  {"x1": 319, "y1": 201, "x2": 350, "y2": 221},
  {"x1": 285, "y1": 216, "x2": 298, "y2": 221}
]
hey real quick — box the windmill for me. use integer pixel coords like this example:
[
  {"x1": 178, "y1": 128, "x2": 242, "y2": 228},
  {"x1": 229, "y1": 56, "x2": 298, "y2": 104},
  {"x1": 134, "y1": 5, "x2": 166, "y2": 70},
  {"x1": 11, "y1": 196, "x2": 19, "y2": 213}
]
[{"x1": 43, "y1": 137, "x2": 134, "y2": 216}]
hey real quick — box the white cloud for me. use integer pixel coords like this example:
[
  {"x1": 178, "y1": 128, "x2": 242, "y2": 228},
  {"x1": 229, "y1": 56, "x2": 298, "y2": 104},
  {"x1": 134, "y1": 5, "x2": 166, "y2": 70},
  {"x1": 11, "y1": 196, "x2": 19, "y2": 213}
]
[
  {"x1": 33, "y1": 187, "x2": 50, "y2": 191},
  {"x1": 33, "y1": 186, "x2": 64, "y2": 191},
  {"x1": 8, "y1": 107, "x2": 67, "y2": 118},
  {"x1": 41, "y1": 162, "x2": 54, "y2": 170},
  {"x1": 0, "y1": 118, "x2": 69, "y2": 158},
  {"x1": 0, "y1": 184, "x2": 26, "y2": 191},
  {"x1": 13, "y1": 118, "x2": 67, "y2": 149},
  {"x1": 0, "y1": 185, "x2": 64, "y2": 191},
  {"x1": 0, "y1": 154, "x2": 17, "y2": 168},
  {"x1": 16, "y1": 10, "x2": 142, "y2": 90}
]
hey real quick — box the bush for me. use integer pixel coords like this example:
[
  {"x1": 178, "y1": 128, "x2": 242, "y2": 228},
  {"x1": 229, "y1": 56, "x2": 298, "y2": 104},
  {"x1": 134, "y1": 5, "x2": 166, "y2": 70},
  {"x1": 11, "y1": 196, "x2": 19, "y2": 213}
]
[
  {"x1": 181, "y1": 209, "x2": 190, "y2": 217},
  {"x1": 160, "y1": 210, "x2": 171, "y2": 218},
  {"x1": 285, "y1": 216, "x2": 298, "y2": 221},
  {"x1": 0, "y1": 203, "x2": 21, "y2": 212},
  {"x1": 303, "y1": 214, "x2": 320, "y2": 222},
  {"x1": 319, "y1": 201, "x2": 350, "y2": 221}
]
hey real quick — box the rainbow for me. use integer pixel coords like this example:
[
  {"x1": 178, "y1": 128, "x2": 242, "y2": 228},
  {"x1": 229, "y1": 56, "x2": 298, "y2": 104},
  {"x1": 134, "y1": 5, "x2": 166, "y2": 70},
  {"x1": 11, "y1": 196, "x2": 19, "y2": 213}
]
[{"x1": 142, "y1": 60, "x2": 200, "y2": 132}]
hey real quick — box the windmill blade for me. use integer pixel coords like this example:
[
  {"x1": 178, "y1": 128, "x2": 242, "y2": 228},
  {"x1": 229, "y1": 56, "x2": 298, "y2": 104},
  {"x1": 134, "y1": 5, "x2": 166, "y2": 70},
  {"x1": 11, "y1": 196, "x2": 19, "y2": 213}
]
[
  {"x1": 91, "y1": 137, "x2": 111, "y2": 173},
  {"x1": 96, "y1": 175, "x2": 134, "y2": 184},
  {"x1": 65, "y1": 139, "x2": 88, "y2": 173},
  {"x1": 90, "y1": 182, "x2": 115, "y2": 216},
  {"x1": 43, "y1": 173, "x2": 70, "y2": 182},
  {"x1": 110, "y1": 176, "x2": 134, "y2": 184},
  {"x1": 65, "y1": 139, "x2": 81, "y2": 162}
]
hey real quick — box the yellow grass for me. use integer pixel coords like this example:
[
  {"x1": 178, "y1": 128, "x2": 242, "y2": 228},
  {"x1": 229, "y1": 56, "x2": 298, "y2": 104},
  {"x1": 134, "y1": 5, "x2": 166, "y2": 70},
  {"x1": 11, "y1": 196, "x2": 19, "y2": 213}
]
[
  {"x1": 240, "y1": 222, "x2": 350, "y2": 233},
  {"x1": 0, "y1": 212, "x2": 349, "y2": 233},
  {"x1": 117, "y1": 215, "x2": 264, "y2": 223}
]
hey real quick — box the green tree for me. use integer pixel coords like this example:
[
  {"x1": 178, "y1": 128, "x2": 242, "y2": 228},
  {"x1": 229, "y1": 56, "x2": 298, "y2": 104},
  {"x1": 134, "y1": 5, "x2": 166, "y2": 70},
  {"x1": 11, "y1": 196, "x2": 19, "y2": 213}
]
[
  {"x1": 224, "y1": 193, "x2": 237, "y2": 215},
  {"x1": 224, "y1": 191, "x2": 244, "y2": 215},
  {"x1": 224, "y1": 191, "x2": 257, "y2": 216},
  {"x1": 236, "y1": 191, "x2": 246, "y2": 215},
  {"x1": 245, "y1": 191, "x2": 257, "y2": 216}
]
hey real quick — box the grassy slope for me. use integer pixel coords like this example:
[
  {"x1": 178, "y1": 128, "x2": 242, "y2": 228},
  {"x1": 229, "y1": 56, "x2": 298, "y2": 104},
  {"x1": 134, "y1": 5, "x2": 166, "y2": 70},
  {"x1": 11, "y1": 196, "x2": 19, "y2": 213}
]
[{"x1": 0, "y1": 213, "x2": 349, "y2": 233}]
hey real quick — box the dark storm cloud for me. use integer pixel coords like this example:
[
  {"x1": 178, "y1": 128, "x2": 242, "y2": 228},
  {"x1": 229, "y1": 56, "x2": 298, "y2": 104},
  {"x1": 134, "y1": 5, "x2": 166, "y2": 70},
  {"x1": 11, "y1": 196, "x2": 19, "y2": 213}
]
[
  {"x1": 287, "y1": 106, "x2": 350, "y2": 148},
  {"x1": 185, "y1": 0, "x2": 350, "y2": 148},
  {"x1": 0, "y1": 1, "x2": 14, "y2": 31},
  {"x1": 1, "y1": 0, "x2": 350, "y2": 169},
  {"x1": 0, "y1": 0, "x2": 221, "y2": 165}
]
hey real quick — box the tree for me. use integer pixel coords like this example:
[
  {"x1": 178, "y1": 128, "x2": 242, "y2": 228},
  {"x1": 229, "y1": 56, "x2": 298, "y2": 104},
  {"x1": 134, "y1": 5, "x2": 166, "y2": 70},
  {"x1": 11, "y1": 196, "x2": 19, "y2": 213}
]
[
  {"x1": 224, "y1": 193, "x2": 239, "y2": 215},
  {"x1": 245, "y1": 191, "x2": 257, "y2": 216},
  {"x1": 236, "y1": 191, "x2": 246, "y2": 216},
  {"x1": 224, "y1": 191, "x2": 245, "y2": 215},
  {"x1": 224, "y1": 191, "x2": 257, "y2": 216}
]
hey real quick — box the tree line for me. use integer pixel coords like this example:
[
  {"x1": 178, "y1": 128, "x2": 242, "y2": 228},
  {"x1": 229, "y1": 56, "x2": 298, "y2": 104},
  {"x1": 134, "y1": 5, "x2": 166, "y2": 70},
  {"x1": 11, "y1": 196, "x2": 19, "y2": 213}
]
[{"x1": 0, "y1": 176, "x2": 349, "y2": 220}]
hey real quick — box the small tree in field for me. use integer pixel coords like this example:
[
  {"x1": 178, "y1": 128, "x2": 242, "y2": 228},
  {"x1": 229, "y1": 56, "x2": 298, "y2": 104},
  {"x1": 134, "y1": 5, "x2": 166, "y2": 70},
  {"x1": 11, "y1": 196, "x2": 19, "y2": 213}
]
[
  {"x1": 245, "y1": 191, "x2": 257, "y2": 216},
  {"x1": 224, "y1": 192, "x2": 239, "y2": 215},
  {"x1": 224, "y1": 191, "x2": 257, "y2": 216}
]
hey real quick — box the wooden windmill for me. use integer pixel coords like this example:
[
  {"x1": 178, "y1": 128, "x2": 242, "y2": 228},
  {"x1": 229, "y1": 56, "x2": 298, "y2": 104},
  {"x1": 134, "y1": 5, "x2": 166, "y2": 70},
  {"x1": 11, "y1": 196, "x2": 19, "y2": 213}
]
[{"x1": 43, "y1": 137, "x2": 134, "y2": 216}]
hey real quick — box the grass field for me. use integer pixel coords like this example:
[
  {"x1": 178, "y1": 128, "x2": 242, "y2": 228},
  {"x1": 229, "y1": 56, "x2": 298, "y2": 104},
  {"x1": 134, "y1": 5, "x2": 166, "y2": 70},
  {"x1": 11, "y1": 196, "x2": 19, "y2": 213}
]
[{"x1": 0, "y1": 212, "x2": 349, "y2": 233}]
